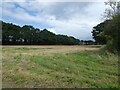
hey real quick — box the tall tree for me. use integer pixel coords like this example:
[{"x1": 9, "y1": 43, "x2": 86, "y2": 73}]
[
  {"x1": 104, "y1": 0, "x2": 120, "y2": 19},
  {"x1": 92, "y1": 20, "x2": 109, "y2": 45},
  {"x1": 102, "y1": 0, "x2": 120, "y2": 52},
  {"x1": 92, "y1": 0, "x2": 120, "y2": 52},
  {"x1": 104, "y1": 14, "x2": 120, "y2": 52},
  {"x1": 104, "y1": 0, "x2": 120, "y2": 52}
]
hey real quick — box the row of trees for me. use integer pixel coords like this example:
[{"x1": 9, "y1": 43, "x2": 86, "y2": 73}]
[
  {"x1": 92, "y1": 1, "x2": 120, "y2": 52},
  {"x1": 2, "y1": 21, "x2": 80, "y2": 45}
]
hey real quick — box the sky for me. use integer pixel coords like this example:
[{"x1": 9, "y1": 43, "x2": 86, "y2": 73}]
[{"x1": 0, "y1": 0, "x2": 108, "y2": 40}]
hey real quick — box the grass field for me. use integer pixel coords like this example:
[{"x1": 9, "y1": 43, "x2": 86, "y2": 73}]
[{"x1": 2, "y1": 45, "x2": 118, "y2": 88}]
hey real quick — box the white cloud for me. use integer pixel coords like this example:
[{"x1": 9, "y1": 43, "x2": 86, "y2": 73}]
[
  {"x1": 1, "y1": 2, "x2": 107, "y2": 40},
  {"x1": 47, "y1": 28, "x2": 57, "y2": 34}
]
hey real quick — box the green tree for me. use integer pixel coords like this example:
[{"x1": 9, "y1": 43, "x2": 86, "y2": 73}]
[
  {"x1": 92, "y1": 20, "x2": 109, "y2": 45},
  {"x1": 2, "y1": 21, "x2": 80, "y2": 45},
  {"x1": 104, "y1": 14, "x2": 120, "y2": 52},
  {"x1": 103, "y1": 1, "x2": 120, "y2": 52}
]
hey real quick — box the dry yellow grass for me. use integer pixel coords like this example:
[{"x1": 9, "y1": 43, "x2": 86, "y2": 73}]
[{"x1": 2, "y1": 45, "x2": 100, "y2": 54}]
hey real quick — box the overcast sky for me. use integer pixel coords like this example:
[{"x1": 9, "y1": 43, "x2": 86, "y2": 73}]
[{"x1": 1, "y1": 0, "x2": 107, "y2": 40}]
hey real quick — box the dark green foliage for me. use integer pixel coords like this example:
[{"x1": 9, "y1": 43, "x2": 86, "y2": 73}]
[
  {"x1": 94, "y1": 1, "x2": 120, "y2": 53},
  {"x1": 91, "y1": 20, "x2": 110, "y2": 45},
  {"x1": 2, "y1": 21, "x2": 80, "y2": 45},
  {"x1": 92, "y1": 14, "x2": 120, "y2": 53},
  {"x1": 104, "y1": 14, "x2": 120, "y2": 52}
]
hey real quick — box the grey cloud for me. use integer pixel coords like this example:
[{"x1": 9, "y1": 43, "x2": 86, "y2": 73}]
[
  {"x1": 2, "y1": 1, "x2": 106, "y2": 40},
  {"x1": 15, "y1": 2, "x2": 94, "y2": 20},
  {"x1": 42, "y1": 2, "x2": 92, "y2": 20}
]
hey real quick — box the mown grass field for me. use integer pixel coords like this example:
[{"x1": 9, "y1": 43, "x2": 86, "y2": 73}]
[{"x1": 2, "y1": 45, "x2": 118, "y2": 88}]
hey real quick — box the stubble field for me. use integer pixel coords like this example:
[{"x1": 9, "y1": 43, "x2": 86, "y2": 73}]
[{"x1": 2, "y1": 45, "x2": 118, "y2": 88}]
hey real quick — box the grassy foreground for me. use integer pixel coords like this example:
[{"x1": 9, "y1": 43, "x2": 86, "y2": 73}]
[{"x1": 2, "y1": 45, "x2": 118, "y2": 88}]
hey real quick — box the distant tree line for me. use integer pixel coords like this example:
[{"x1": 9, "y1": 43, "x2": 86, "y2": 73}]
[
  {"x1": 79, "y1": 40, "x2": 94, "y2": 45},
  {"x1": 2, "y1": 21, "x2": 81, "y2": 45}
]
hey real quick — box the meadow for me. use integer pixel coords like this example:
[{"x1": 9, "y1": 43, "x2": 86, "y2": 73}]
[{"x1": 2, "y1": 45, "x2": 118, "y2": 88}]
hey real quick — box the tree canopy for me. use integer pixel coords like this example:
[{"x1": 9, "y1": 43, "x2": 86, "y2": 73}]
[
  {"x1": 104, "y1": 14, "x2": 120, "y2": 52},
  {"x1": 2, "y1": 21, "x2": 80, "y2": 45},
  {"x1": 91, "y1": 20, "x2": 110, "y2": 45},
  {"x1": 92, "y1": 1, "x2": 120, "y2": 52}
]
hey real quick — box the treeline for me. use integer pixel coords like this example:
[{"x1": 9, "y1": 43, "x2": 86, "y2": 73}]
[
  {"x1": 92, "y1": 15, "x2": 120, "y2": 52},
  {"x1": 2, "y1": 21, "x2": 80, "y2": 45},
  {"x1": 79, "y1": 40, "x2": 94, "y2": 45},
  {"x1": 92, "y1": 1, "x2": 120, "y2": 52}
]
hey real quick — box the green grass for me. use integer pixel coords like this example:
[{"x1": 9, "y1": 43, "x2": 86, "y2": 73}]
[{"x1": 2, "y1": 46, "x2": 118, "y2": 88}]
